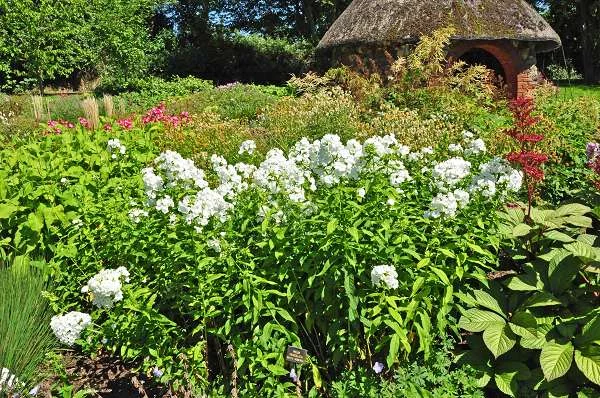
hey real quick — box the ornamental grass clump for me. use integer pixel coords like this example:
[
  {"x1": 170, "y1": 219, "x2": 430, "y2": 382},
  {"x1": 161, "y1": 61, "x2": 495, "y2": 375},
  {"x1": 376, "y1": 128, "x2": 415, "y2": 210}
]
[{"x1": 0, "y1": 262, "x2": 55, "y2": 396}]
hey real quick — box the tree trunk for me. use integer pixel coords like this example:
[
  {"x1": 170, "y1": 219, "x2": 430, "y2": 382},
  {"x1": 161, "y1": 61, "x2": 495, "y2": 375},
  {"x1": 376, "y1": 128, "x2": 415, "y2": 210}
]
[
  {"x1": 302, "y1": 0, "x2": 316, "y2": 41},
  {"x1": 577, "y1": 0, "x2": 596, "y2": 83}
]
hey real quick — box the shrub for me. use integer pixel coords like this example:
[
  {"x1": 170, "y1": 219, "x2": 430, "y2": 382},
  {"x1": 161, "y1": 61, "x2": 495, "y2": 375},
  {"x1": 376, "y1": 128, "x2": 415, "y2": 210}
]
[
  {"x1": 458, "y1": 203, "x2": 600, "y2": 397},
  {"x1": 46, "y1": 127, "x2": 523, "y2": 395}
]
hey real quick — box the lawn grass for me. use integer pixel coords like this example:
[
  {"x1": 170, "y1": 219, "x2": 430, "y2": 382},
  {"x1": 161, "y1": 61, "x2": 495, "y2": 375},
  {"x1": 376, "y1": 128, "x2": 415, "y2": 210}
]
[{"x1": 556, "y1": 83, "x2": 600, "y2": 100}]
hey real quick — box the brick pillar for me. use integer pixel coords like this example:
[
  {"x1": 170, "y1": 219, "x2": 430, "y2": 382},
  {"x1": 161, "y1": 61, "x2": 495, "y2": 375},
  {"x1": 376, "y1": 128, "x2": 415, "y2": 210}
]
[{"x1": 516, "y1": 71, "x2": 535, "y2": 98}]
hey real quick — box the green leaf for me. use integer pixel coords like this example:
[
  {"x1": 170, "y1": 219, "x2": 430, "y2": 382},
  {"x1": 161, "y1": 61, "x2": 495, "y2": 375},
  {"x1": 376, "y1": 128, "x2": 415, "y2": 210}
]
[
  {"x1": 555, "y1": 203, "x2": 591, "y2": 218},
  {"x1": 387, "y1": 334, "x2": 400, "y2": 368},
  {"x1": 548, "y1": 249, "x2": 580, "y2": 294},
  {"x1": 429, "y1": 267, "x2": 450, "y2": 285},
  {"x1": 540, "y1": 341, "x2": 574, "y2": 382},
  {"x1": 458, "y1": 309, "x2": 505, "y2": 333},
  {"x1": 512, "y1": 223, "x2": 532, "y2": 237},
  {"x1": 326, "y1": 219, "x2": 338, "y2": 235},
  {"x1": 494, "y1": 362, "x2": 531, "y2": 397},
  {"x1": 312, "y1": 364, "x2": 323, "y2": 388},
  {"x1": 483, "y1": 323, "x2": 516, "y2": 358},
  {"x1": 0, "y1": 203, "x2": 20, "y2": 219},
  {"x1": 509, "y1": 311, "x2": 538, "y2": 338},
  {"x1": 347, "y1": 226, "x2": 359, "y2": 242},
  {"x1": 574, "y1": 347, "x2": 600, "y2": 386},
  {"x1": 506, "y1": 272, "x2": 543, "y2": 291},
  {"x1": 524, "y1": 292, "x2": 563, "y2": 308},
  {"x1": 474, "y1": 290, "x2": 506, "y2": 317},
  {"x1": 564, "y1": 241, "x2": 597, "y2": 261},
  {"x1": 520, "y1": 324, "x2": 552, "y2": 350},
  {"x1": 566, "y1": 215, "x2": 593, "y2": 228},
  {"x1": 576, "y1": 316, "x2": 600, "y2": 346},
  {"x1": 544, "y1": 230, "x2": 575, "y2": 243}
]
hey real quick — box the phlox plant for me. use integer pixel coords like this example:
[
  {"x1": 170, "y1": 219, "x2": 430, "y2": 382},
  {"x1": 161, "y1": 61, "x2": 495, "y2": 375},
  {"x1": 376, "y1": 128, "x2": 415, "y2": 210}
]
[{"x1": 51, "y1": 129, "x2": 525, "y2": 396}]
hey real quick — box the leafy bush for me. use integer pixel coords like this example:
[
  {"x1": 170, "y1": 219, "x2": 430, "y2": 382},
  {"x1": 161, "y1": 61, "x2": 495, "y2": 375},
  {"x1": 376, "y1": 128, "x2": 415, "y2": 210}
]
[
  {"x1": 42, "y1": 126, "x2": 525, "y2": 396},
  {"x1": 458, "y1": 203, "x2": 600, "y2": 396},
  {"x1": 331, "y1": 337, "x2": 484, "y2": 397},
  {"x1": 167, "y1": 33, "x2": 313, "y2": 86},
  {"x1": 0, "y1": 258, "x2": 55, "y2": 395}
]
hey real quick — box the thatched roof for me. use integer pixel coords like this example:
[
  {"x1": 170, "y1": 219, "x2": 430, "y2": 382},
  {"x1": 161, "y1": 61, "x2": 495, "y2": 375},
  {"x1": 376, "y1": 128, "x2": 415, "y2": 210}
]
[{"x1": 318, "y1": 0, "x2": 561, "y2": 53}]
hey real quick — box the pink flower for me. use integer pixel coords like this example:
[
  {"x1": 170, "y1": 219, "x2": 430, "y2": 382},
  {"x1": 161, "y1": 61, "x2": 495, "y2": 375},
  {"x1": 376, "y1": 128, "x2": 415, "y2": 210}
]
[
  {"x1": 79, "y1": 118, "x2": 90, "y2": 128},
  {"x1": 48, "y1": 120, "x2": 58, "y2": 128},
  {"x1": 103, "y1": 123, "x2": 113, "y2": 132},
  {"x1": 117, "y1": 118, "x2": 133, "y2": 130}
]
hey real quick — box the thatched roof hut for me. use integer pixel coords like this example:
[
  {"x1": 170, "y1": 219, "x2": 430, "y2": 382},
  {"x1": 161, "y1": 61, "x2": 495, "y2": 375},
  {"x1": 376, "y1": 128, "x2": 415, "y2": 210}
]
[{"x1": 317, "y1": 0, "x2": 561, "y2": 97}]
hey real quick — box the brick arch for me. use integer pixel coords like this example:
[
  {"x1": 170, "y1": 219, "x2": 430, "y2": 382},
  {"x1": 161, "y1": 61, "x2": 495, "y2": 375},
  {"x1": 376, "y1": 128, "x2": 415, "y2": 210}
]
[{"x1": 448, "y1": 40, "x2": 526, "y2": 98}]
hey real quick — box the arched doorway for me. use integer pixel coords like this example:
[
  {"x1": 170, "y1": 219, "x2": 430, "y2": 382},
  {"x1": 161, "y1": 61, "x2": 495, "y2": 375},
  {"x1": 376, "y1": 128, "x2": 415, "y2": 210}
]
[
  {"x1": 448, "y1": 41, "x2": 523, "y2": 97},
  {"x1": 458, "y1": 48, "x2": 507, "y2": 84}
]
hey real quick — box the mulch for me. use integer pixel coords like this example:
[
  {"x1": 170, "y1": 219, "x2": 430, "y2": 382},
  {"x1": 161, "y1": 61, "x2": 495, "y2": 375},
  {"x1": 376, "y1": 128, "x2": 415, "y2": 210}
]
[{"x1": 38, "y1": 353, "x2": 175, "y2": 398}]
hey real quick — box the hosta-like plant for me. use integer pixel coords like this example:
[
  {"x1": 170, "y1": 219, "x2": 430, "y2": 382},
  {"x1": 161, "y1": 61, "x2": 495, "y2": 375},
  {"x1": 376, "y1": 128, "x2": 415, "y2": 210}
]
[{"x1": 458, "y1": 203, "x2": 600, "y2": 397}]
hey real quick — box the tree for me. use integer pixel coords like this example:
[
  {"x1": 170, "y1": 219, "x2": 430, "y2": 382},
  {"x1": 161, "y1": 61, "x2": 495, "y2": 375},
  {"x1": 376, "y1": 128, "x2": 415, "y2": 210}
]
[
  {"x1": 0, "y1": 0, "x2": 168, "y2": 93},
  {"x1": 0, "y1": 0, "x2": 88, "y2": 94}
]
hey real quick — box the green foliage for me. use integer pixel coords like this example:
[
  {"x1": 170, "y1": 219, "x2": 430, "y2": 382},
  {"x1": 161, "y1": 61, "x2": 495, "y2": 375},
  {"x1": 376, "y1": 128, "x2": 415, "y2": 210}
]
[
  {"x1": 168, "y1": 32, "x2": 312, "y2": 85},
  {"x1": 0, "y1": 258, "x2": 55, "y2": 395},
  {"x1": 458, "y1": 203, "x2": 600, "y2": 396},
  {"x1": 0, "y1": 125, "x2": 157, "y2": 264},
  {"x1": 331, "y1": 338, "x2": 484, "y2": 397},
  {"x1": 0, "y1": 0, "x2": 167, "y2": 93}
]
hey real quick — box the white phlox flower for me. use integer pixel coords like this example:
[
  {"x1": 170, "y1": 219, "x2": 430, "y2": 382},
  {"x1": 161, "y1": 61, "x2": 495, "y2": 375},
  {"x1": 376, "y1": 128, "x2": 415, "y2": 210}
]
[
  {"x1": 238, "y1": 140, "x2": 257, "y2": 155},
  {"x1": 432, "y1": 157, "x2": 471, "y2": 189},
  {"x1": 107, "y1": 138, "x2": 126, "y2": 158},
  {"x1": 371, "y1": 265, "x2": 399, "y2": 289},
  {"x1": 50, "y1": 312, "x2": 92, "y2": 346},
  {"x1": 81, "y1": 267, "x2": 130, "y2": 309}
]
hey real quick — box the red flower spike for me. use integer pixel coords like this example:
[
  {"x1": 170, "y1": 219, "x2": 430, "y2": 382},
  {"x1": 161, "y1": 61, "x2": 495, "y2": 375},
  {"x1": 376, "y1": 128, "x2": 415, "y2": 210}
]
[{"x1": 504, "y1": 97, "x2": 548, "y2": 219}]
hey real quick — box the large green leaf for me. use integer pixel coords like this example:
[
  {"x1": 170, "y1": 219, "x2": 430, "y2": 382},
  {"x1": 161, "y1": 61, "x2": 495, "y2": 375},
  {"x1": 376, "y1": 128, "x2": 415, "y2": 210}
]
[
  {"x1": 495, "y1": 361, "x2": 532, "y2": 396},
  {"x1": 543, "y1": 230, "x2": 575, "y2": 243},
  {"x1": 520, "y1": 323, "x2": 552, "y2": 350},
  {"x1": 512, "y1": 223, "x2": 532, "y2": 237},
  {"x1": 506, "y1": 272, "x2": 543, "y2": 291},
  {"x1": 554, "y1": 203, "x2": 591, "y2": 218},
  {"x1": 474, "y1": 290, "x2": 506, "y2": 317},
  {"x1": 0, "y1": 203, "x2": 21, "y2": 219},
  {"x1": 540, "y1": 341, "x2": 574, "y2": 381},
  {"x1": 548, "y1": 249, "x2": 580, "y2": 294},
  {"x1": 564, "y1": 241, "x2": 597, "y2": 262},
  {"x1": 483, "y1": 323, "x2": 516, "y2": 358},
  {"x1": 524, "y1": 292, "x2": 563, "y2": 308},
  {"x1": 574, "y1": 347, "x2": 600, "y2": 386},
  {"x1": 458, "y1": 309, "x2": 506, "y2": 333},
  {"x1": 509, "y1": 311, "x2": 538, "y2": 339},
  {"x1": 576, "y1": 316, "x2": 600, "y2": 346}
]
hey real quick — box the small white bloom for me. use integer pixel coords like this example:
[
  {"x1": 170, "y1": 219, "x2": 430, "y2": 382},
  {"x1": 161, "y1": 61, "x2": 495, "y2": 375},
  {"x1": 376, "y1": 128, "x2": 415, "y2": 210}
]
[
  {"x1": 208, "y1": 238, "x2": 222, "y2": 253},
  {"x1": 107, "y1": 138, "x2": 126, "y2": 157},
  {"x1": 387, "y1": 198, "x2": 396, "y2": 206},
  {"x1": 238, "y1": 140, "x2": 257, "y2": 155},
  {"x1": 448, "y1": 143, "x2": 463, "y2": 153},
  {"x1": 50, "y1": 312, "x2": 92, "y2": 346},
  {"x1": 357, "y1": 187, "x2": 366, "y2": 199},
  {"x1": 371, "y1": 265, "x2": 399, "y2": 289},
  {"x1": 81, "y1": 267, "x2": 130, "y2": 309},
  {"x1": 128, "y1": 208, "x2": 148, "y2": 223},
  {"x1": 155, "y1": 196, "x2": 174, "y2": 214}
]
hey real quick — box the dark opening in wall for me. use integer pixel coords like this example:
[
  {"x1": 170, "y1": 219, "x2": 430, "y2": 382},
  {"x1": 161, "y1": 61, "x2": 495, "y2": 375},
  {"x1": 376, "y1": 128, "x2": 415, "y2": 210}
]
[{"x1": 458, "y1": 48, "x2": 507, "y2": 82}]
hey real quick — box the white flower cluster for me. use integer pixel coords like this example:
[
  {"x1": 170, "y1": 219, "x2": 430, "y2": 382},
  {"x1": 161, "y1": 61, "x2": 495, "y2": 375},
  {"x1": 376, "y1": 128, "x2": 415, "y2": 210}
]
[
  {"x1": 138, "y1": 133, "x2": 520, "y2": 227},
  {"x1": 425, "y1": 189, "x2": 470, "y2": 219},
  {"x1": 470, "y1": 158, "x2": 523, "y2": 198},
  {"x1": 432, "y1": 157, "x2": 472, "y2": 188},
  {"x1": 0, "y1": 367, "x2": 18, "y2": 393},
  {"x1": 128, "y1": 208, "x2": 149, "y2": 223},
  {"x1": 107, "y1": 139, "x2": 126, "y2": 158},
  {"x1": 238, "y1": 140, "x2": 257, "y2": 155},
  {"x1": 50, "y1": 311, "x2": 92, "y2": 346},
  {"x1": 371, "y1": 265, "x2": 399, "y2": 289},
  {"x1": 81, "y1": 267, "x2": 130, "y2": 308}
]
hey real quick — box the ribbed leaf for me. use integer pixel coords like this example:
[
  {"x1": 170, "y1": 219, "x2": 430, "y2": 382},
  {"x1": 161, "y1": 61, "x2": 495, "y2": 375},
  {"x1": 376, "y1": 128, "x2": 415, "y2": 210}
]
[
  {"x1": 474, "y1": 290, "x2": 506, "y2": 317},
  {"x1": 540, "y1": 341, "x2": 574, "y2": 381},
  {"x1": 574, "y1": 347, "x2": 600, "y2": 386},
  {"x1": 458, "y1": 309, "x2": 506, "y2": 332},
  {"x1": 483, "y1": 323, "x2": 516, "y2": 358}
]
